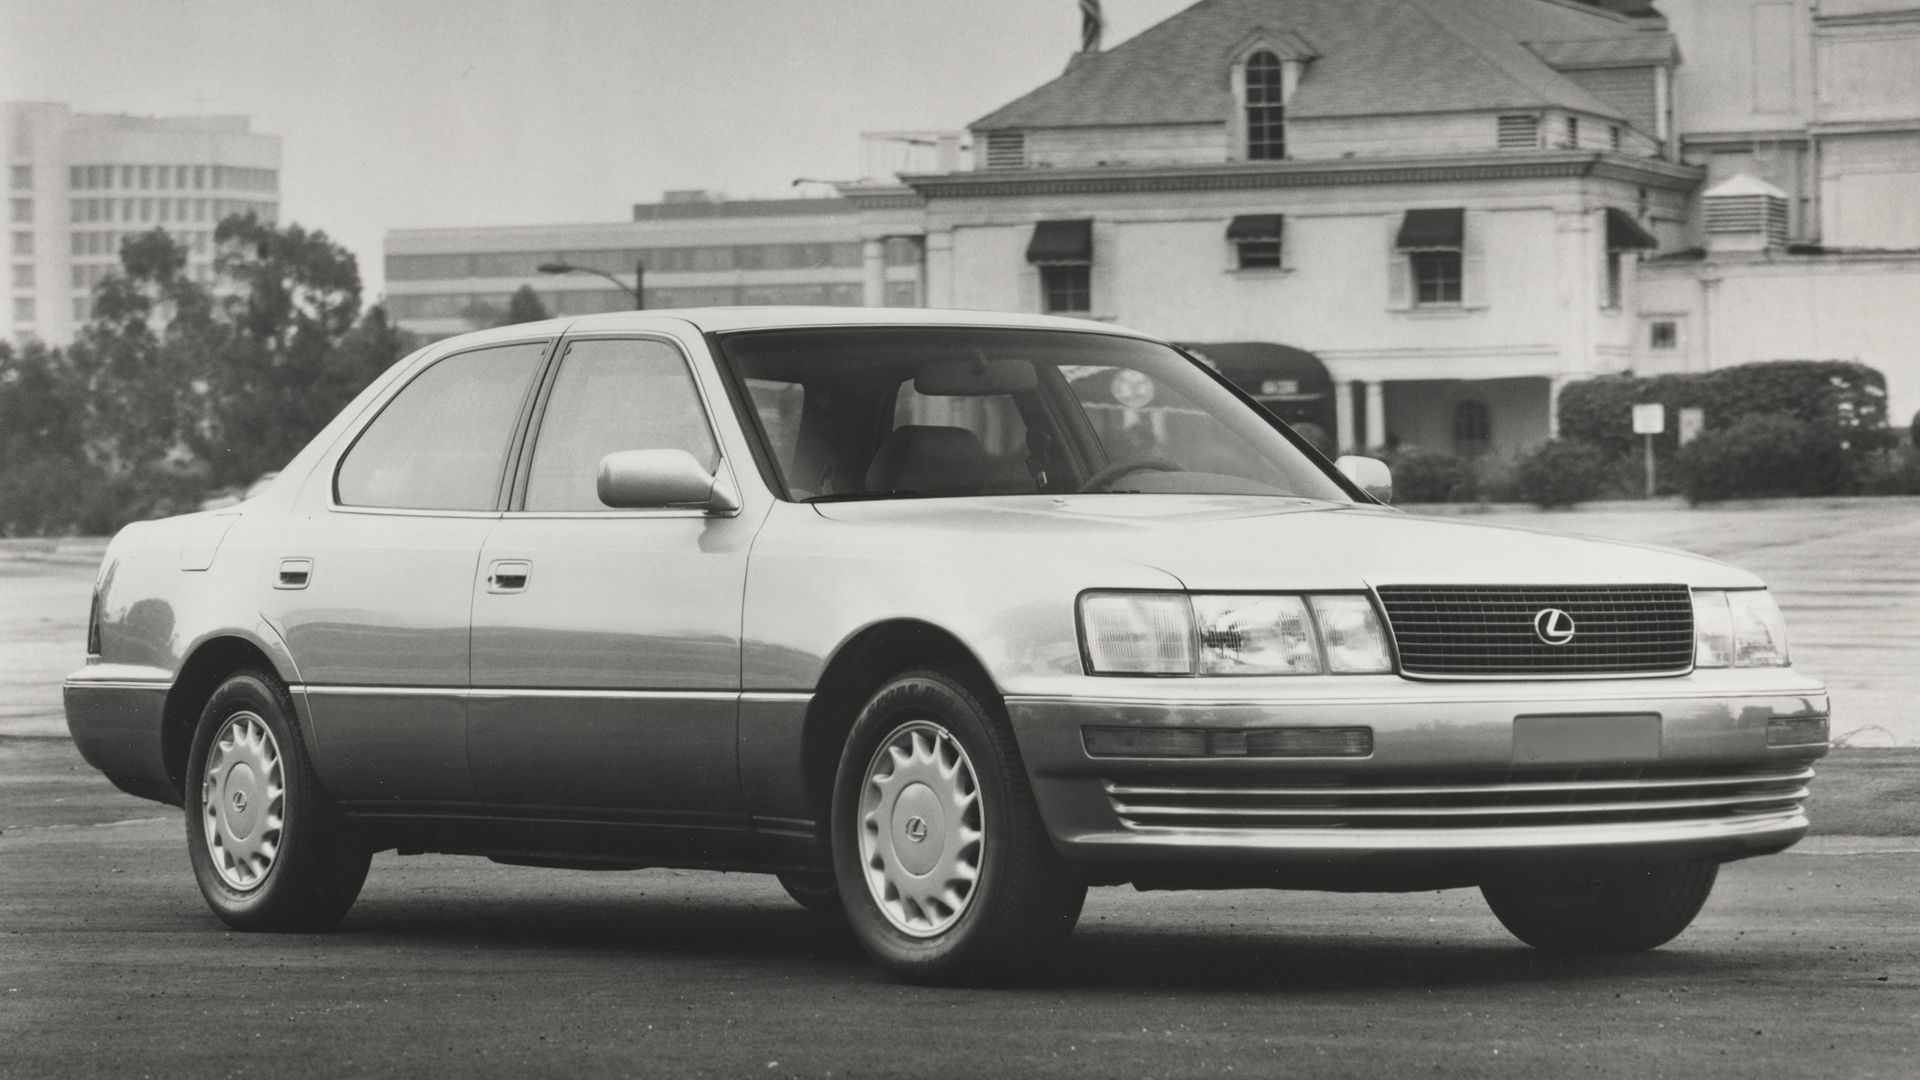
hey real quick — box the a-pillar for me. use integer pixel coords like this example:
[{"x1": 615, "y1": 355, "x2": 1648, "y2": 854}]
[
  {"x1": 1333, "y1": 379, "x2": 1356, "y2": 452},
  {"x1": 861, "y1": 239, "x2": 886, "y2": 307},
  {"x1": 1364, "y1": 381, "x2": 1387, "y2": 450}
]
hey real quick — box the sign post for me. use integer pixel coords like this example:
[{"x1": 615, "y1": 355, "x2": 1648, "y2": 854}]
[{"x1": 1632, "y1": 403, "x2": 1666, "y2": 498}]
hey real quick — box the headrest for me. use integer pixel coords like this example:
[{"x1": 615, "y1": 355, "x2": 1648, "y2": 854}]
[{"x1": 864, "y1": 425, "x2": 993, "y2": 496}]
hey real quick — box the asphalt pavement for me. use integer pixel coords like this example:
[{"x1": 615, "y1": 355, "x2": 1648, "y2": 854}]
[{"x1": 3, "y1": 500, "x2": 1918, "y2": 1077}]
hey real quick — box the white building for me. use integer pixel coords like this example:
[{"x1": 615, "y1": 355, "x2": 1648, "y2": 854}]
[
  {"x1": 383, "y1": 190, "x2": 926, "y2": 341},
  {"x1": 2, "y1": 102, "x2": 282, "y2": 347},
  {"x1": 876, "y1": 0, "x2": 1693, "y2": 455},
  {"x1": 1638, "y1": 0, "x2": 1920, "y2": 430}
]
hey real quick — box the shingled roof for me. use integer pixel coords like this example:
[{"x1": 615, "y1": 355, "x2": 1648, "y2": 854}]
[{"x1": 972, "y1": 0, "x2": 1669, "y2": 130}]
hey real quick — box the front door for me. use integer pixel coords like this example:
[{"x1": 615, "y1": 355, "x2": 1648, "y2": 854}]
[{"x1": 468, "y1": 334, "x2": 755, "y2": 837}]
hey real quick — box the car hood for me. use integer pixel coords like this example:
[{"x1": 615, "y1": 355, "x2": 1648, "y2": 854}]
[{"x1": 811, "y1": 495, "x2": 1760, "y2": 591}]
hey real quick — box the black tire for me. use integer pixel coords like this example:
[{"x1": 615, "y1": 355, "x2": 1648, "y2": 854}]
[
  {"x1": 777, "y1": 870, "x2": 844, "y2": 916},
  {"x1": 1481, "y1": 859, "x2": 1719, "y2": 953},
  {"x1": 184, "y1": 670, "x2": 371, "y2": 931},
  {"x1": 829, "y1": 667, "x2": 1085, "y2": 985}
]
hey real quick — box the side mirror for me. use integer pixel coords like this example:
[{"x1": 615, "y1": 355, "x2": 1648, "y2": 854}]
[
  {"x1": 1334, "y1": 455, "x2": 1393, "y2": 504},
  {"x1": 597, "y1": 449, "x2": 740, "y2": 512}
]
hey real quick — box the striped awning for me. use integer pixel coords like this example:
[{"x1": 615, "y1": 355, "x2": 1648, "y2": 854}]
[
  {"x1": 1606, "y1": 207, "x2": 1658, "y2": 250},
  {"x1": 1396, "y1": 208, "x2": 1464, "y2": 250},
  {"x1": 1026, "y1": 219, "x2": 1093, "y2": 264},
  {"x1": 1226, "y1": 214, "x2": 1284, "y2": 241}
]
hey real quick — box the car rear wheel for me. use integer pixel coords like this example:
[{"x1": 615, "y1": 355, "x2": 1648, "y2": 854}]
[
  {"x1": 184, "y1": 671, "x2": 371, "y2": 931},
  {"x1": 830, "y1": 667, "x2": 1084, "y2": 985},
  {"x1": 1481, "y1": 859, "x2": 1719, "y2": 952}
]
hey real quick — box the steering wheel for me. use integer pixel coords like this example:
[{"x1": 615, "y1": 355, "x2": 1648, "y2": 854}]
[{"x1": 1079, "y1": 457, "x2": 1184, "y2": 492}]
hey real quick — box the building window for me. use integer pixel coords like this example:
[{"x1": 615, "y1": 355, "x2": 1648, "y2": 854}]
[
  {"x1": 12, "y1": 263, "x2": 33, "y2": 289},
  {"x1": 193, "y1": 166, "x2": 206, "y2": 190},
  {"x1": 73, "y1": 297, "x2": 89, "y2": 322},
  {"x1": 13, "y1": 298, "x2": 34, "y2": 323},
  {"x1": 8, "y1": 166, "x2": 29, "y2": 191},
  {"x1": 1227, "y1": 214, "x2": 1284, "y2": 269},
  {"x1": 984, "y1": 132, "x2": 1027, "y2": 169},
  {"x1": 1497, "y1": 115, "x2": 1539, "y2": 150},
  {"x1": 1246, "y1": 50, "x2": 1286, "y2": 160},
  {"x1": 1609, "y1": 125, "x2": 1623, "y2": 151},
  {"x1": 1563, "y1": 117, "x2": 1580, "y2": 149},
  {"x1": 1411, "y1": 251, "x2": 1463, "y2": 305},
  {"x1": 1604, "y1": 251, "x2": 1623, "y2": 309},
  {"x1": 1453, "y1": 400, "x2": 1491, "y2": 452},
  {"x1": 176, "y1": 166, "x2": 189, "y2": 188},
  {"x1": 1650, "y1": 320, "x2": 1678, "y2": 350},
  {"x1": 1040, "y1": 265, "x2": 1091, "y2": 313},
  {"x1": 12, "y1": 232, "x2": 30, "y2": 257},
  {"x1": 9, "y1": 199, "x2": 29, "y2": 224}
]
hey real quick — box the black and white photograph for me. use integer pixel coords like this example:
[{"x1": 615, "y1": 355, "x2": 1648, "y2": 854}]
[{"x1": 2, "y1": 0, "x2": 1916, "y2": 1076}]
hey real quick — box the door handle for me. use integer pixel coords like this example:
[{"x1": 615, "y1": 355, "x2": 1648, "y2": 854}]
[
  {"x1": 275, "y1": 557, "x2": 312, "y2": 590},
  {"x1": 486, "y1": 559, "x2": 531, "y2": 593}
]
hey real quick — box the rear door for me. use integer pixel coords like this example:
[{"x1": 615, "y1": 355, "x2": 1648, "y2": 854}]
[
  {"x1": 271, "y1": 338, "x2": 550, "y2": 812},
  {"x1": 468, "y1": 332, "x2": 756, "y2": 831}
]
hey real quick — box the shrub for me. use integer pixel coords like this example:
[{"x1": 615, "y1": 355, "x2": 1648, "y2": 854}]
[
  {"x1": 1513, "y1": 439, "x2": 1611, "y2": 508},
  {"x1": 1675, "y1": 414, "x2": 1855, "y2": 503},
  {"x1": 1858, "y1": 445, "x2": 1920, "y2": 496},
  {"x1": 1385, "y1": 448, "x2": 1474, "y2": 503}
]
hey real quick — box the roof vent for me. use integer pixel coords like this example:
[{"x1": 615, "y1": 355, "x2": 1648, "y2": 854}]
[{"x1": 1702, "y1": 174, "x2": 1788, "y2": 252}]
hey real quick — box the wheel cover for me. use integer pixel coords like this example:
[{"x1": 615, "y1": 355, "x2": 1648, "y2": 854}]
[
  {"x1": 200, "y1": 710, "x2": 286, "y2": 892},
  {"x1": 857, "y1": 719, "x2": 984, "y2": 938}
]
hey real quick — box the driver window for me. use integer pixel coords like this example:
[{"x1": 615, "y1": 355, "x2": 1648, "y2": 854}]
[
  {"x1": 1066, "y1": 365, "x2": 1268, "y2": 482},
  {"x1": 524, "y1": 337, "x2": 720, "y2": 511}
]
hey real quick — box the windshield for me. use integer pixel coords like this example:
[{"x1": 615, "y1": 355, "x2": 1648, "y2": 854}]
[{"x1": 714, "y1": 326, "x2": 1354, "y2": 503}]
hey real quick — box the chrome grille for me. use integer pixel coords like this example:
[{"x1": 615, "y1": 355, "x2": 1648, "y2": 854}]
[
  {"x1": 1107, "y1": 764, "x2": 1812, "y2": 831},
  {"x1": 1376, "y1": 584, "x2": 1694, "y2": 677}
]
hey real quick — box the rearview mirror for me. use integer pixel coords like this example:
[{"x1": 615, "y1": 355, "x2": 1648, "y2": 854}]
[
  {"x1": 1334, "y1": 455, "x2": 1393, "y2": 504},
  {"x1": 597, "y1": 449, "x2": 740, "y2": 512}
]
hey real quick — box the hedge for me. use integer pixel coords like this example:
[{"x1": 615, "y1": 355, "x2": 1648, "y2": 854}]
[
  {"x1": 1675, "y1": 414, "x2": 1856, "y2": 503},
  {"x1": 1559, "y1": 361, "x2": 1891, "y2": 469}
]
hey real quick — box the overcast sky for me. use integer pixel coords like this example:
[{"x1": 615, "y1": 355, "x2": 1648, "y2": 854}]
[{"x1": 2, "y1": 0, "x2": 1193, "y2": 297}]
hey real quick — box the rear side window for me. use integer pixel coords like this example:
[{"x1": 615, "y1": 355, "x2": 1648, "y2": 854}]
[
  {"x1": 524, "y1": 337, "x2": 720, "y2": 511},
  {"x1": 335, "y1": 341, "x2": 546, "y2": 510}
]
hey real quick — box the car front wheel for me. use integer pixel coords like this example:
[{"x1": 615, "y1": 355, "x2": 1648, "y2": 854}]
[
  {"x1": 830, "y1": 667, "x2": 1084, "y2": 985},
  {"x1": 184, "y1": 671, "x2": 371, "y2": 931},
  {"x1": 1481, "y1": 859, "x2": 1719, "y2": 952}
]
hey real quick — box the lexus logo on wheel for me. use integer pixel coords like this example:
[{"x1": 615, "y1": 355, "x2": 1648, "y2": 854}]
[{"x1": 1533, "y1": 608, "x2": 1577, "y2": 645}]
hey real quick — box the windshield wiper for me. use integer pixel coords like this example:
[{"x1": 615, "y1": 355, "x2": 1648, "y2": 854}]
[{"x1": 802, "y1": 490, "x2": 931, "y2": 503}]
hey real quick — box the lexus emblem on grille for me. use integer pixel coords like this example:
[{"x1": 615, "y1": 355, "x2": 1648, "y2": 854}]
[{"x1": 1533, "y1": 608, "x2": 1577, "y2": 645}]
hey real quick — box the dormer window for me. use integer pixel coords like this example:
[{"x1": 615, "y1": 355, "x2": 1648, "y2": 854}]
[
  {"x1": 1246, "y1": 51, "x2": 1286, "y2": 160},
  {"x1": 1229, "y1": 32, "x2": 1315, "y2": 162}
]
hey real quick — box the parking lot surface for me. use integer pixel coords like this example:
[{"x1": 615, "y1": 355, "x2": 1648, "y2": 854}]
[{"x1": 2, "y1": 499, "x2": 1916, "y2": 1076}]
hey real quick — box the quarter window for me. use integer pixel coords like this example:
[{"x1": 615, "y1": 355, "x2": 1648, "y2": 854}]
[
  {"x1": 523, "y1": 338, "x2": 720, "y2": 511},
  {"x1": 335, "y1": 342, "x2": 546, "y2": 510}
]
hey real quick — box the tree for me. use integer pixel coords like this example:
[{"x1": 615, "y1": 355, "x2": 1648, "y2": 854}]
[{"x1": 503, "y1": 285, "x2": 550, "y2": 325}]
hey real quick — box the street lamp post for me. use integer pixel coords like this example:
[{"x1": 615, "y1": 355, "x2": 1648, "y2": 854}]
[{"x1": 537, "y1": 259, "x2": 645, "y2": 310}]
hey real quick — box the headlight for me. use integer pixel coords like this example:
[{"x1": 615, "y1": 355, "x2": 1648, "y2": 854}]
[
  {"x1": 1078, "y1": 591, "x2": 1394, "y2": 676},
  {"x1": 1692, "y1": 588, "x2": 1790, "y2": 668}
]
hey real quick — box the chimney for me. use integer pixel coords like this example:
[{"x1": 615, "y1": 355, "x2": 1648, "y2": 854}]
[{"x1": 1702, "y1": 175, "x2": 1789, "y2": 253}]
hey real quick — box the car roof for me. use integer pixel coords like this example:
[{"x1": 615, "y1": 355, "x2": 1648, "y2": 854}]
[{"x1": 460, "y1": 306, "x2": 1166, "y2": 340}]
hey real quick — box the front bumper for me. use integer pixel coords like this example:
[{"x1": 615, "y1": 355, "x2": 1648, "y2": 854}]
[{"x1": 1004, "y1": 669, "x2": 1828, "y2": 877}]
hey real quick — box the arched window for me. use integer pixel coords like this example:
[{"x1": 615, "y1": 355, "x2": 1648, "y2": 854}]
[
  {"x1": 1246, "y1": 51, "x2": 1286, "y2": 160},
  {"x1": 1453, "y1": 400, "x2": 1491, "y2": 453}
]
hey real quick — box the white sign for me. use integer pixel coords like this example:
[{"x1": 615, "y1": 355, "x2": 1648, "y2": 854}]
[
  {"x1": 1678, "y1": 407, "x2": 1705, "y2": 446},
  {"x1": 1632, "y1": 403, "x2": 1666, "y2": 435}
]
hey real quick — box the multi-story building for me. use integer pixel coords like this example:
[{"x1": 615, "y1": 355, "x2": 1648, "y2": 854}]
[
  {"x1": 382, "y1": 191, "x2": 927, "y2": 340},
  {"x1": 1638, "y1": 0, "x2": 1920, "y2": 430},
  {"x1": 2, "y1": 102, "x2": 282, "y2": 347}
]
